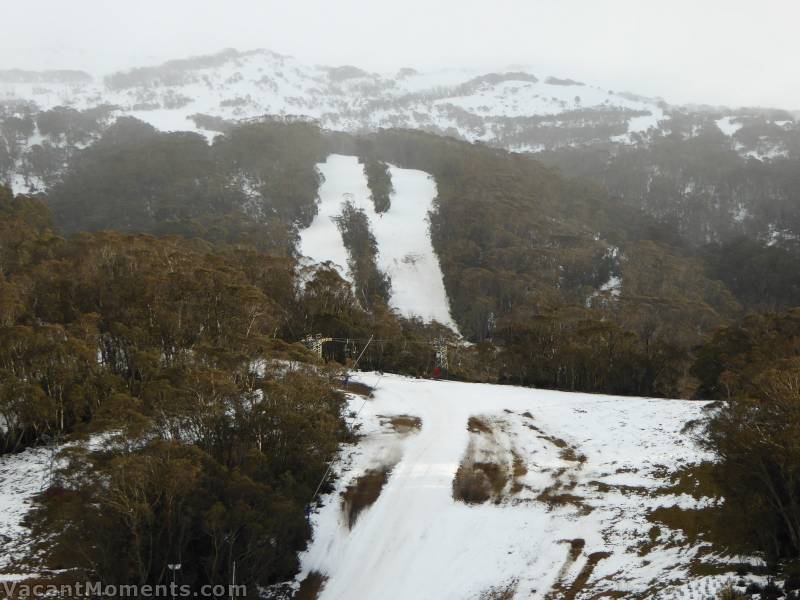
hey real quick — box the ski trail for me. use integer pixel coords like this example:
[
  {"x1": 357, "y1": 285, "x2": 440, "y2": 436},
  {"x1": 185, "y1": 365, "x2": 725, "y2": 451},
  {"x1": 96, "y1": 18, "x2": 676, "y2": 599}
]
[
  {"x1": 298, "y1": 154, "x2": 365, "y2": 280},
  {"x1": 369, "y1": 165, "x2": 457, "y2": 330},
  {"x1": 298, "y1": 374, "x2": 718, "y2": 600},
  {"x1": 298, "y1": 154, "x2": 457, "y2": 331}
]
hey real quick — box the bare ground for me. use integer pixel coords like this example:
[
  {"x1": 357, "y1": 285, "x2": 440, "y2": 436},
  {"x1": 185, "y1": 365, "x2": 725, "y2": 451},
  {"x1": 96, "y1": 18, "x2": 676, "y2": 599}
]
[
  {"x1": 341, "y1": 466, "x2": 393, "y2": 529},
  {"x1": 453, "y1": 416, "x2": 512, "y2": 504},
  {"x1": 377, "y1": 414, "x2": 422, "y2": 434},
  {"x1": 293, "y1": 571, "x2": 328, "y2": 600}
]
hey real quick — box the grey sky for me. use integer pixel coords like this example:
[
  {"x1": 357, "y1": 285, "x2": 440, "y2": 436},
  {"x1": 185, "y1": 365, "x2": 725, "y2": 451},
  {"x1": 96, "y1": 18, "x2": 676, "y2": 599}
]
[{"x1": 2, "y1": 0, "x2": 797, "y2": 108}]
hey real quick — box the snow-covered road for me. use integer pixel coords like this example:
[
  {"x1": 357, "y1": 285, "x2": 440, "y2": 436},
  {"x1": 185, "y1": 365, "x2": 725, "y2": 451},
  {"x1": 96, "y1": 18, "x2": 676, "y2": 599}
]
[{"x1": 298, "y1": 374, "x2": 727, "y2": 599}]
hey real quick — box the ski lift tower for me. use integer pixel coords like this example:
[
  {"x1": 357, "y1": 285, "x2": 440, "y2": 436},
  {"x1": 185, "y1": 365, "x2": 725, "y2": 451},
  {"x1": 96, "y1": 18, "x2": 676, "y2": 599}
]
[
  {"x1": 303, "y1": 334, "x2": 333, "y2": 359},
  {"x1": 434, "y1": 337, "x2": 449, "y2": 375}
]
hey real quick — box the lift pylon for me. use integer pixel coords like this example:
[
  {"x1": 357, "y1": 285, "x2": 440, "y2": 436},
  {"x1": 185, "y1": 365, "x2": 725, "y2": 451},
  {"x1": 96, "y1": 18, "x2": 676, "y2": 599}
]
[{"x1": 303, "y1": 334, "x2": 333, "y2": 359}]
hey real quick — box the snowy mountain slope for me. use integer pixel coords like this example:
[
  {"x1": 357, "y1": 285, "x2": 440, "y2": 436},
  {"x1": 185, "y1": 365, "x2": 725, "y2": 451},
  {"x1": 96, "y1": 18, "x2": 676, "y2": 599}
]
[
  {"x1": 299, "y1": 154, "x2": 457, "y2": 329},
  {"x1": 0, "y1": 49, "x2": 667, "y2": 150},
  {"x1": 6, "y1": 48, "x2": 796, "y2": 201},
  {"x1": 297, "y1": 373, "x2": 732, "y2": 600}
]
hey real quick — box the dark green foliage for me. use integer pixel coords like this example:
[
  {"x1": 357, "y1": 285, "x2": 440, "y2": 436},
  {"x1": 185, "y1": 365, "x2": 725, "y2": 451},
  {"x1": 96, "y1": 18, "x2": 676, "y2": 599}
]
[
  {"x1": 353, "y1": 129, "x2": 737, "y2": 396},
  {"x1": 361, "y1": 157, "x2": 393, "y2": 212},
  {"x1": 692, "y1": 309, "x2": 800, "y2": 400},
  {"x1": 1, "y1": 112, "x2": 35, "y2": 161},
  {"x1": 540, "y1": 111, "x2": 800, "y2": 279},
  {"x1": 36, "y1": 105, "x2": 116, "y2": 145},
  {"x1": 703, "y1": 237, "x2": 800, "y2": 311},
  {"x1": 454, "y1": 72, "x2": 539, "y2": 95},
  {"x1": 0, "y1": 70, "x2": 91, "y2": 84},
  {"x1": 38, "y1": 120, "x2": 756, "y2": 397},
  {"x1": 22, "y1": 142, "x2": 67, "y2": 186},
  {"x1": 334, "y1": 200, "x2": 391, "y2": 309},
  {"x1": 33, "y1": 368, "x2": 346, "y2": 588},
  {"x1": 213, "y1": 119, "x2": 328, "y2": 228},
  {"x1": 326, "y1": 65, "x2": 370, "y2": 82},
  {"x1": 189, "y1": 113, "x2": 233, "y2": 134},
  {"x1": 47, "y1": 118, "x2": 230, "y2": 233},
  {"x1": 45, "y1": 118, "x2": 327, "y2": 252},
  {"x1": 694, "y1": 310, "x2": 800, "y2": 568}
]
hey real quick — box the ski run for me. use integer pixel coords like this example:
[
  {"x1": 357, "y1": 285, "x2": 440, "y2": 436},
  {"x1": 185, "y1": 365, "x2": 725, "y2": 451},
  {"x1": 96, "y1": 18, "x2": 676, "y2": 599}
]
[
  {"x1": 295, "y1": 372, "x2": 731, "y2": 600},
  {"x1": 299, "y1": 154, "x2": 458, "y2": 330}
]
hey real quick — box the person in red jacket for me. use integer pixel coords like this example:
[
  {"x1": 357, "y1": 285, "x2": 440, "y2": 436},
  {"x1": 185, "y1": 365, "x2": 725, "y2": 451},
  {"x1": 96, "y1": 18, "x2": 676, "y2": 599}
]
[{"x1": 432, "y1": 366, "x2": 442, "y2": 379}]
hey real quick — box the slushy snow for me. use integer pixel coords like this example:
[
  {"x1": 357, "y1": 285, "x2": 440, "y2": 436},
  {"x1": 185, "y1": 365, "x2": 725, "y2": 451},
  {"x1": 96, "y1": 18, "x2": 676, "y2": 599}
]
[{"x1": 298, "y1": 373, "x2": 731, "y2": 600}]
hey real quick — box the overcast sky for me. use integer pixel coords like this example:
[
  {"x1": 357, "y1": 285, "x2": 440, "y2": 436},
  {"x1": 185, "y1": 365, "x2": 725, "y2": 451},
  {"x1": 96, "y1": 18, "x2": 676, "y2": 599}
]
[{"x1": 2, "y1": 0, "x2": 797, "y2": 108}]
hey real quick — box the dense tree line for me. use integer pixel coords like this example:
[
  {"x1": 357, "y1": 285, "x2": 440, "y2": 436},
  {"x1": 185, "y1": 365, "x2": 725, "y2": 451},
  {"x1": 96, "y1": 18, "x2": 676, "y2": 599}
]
[
  {"x1": 16, "y1": 118, "x2": 793, "y2": 398},
  {"x1": 539, "y1": 112, "x2": 800, "y2": 312},
  {"x1": 360, "y1": 157, "x2": 393, "y2": 212},
  {"x1": 350, "y1": 129, "x2": 739, "y2": 397},
  {"x1": 0, "y1": 184, "x2": 451, "y2": 591},
  {"x1": 334, "y1": 200, "x2": 391, "y2": 309},
  {"x1": 1, "y1": 103, "x2": 119, "y2": 191},
  {"x1": 46, "y1": 117, "x2": 326, "y2": 242},
  {"x1": 693, "y1": 310, "x2": 800, "y2": 569}
]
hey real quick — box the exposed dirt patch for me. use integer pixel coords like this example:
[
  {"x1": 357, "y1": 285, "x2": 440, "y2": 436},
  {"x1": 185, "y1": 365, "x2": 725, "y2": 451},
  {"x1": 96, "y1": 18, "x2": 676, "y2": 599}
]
[
  {"x1": 339, "y1": 381, "x2": 374, "y2": 397},
  {"x1": 636, "y1": 525, "x2": 662, "y2": 556},
  {"x1": 454, "y1": 460, "x2": 509, "y2": 504},
  {"x1": 511, "y1": 451, "x2": 528, "y2": 478},
  {"x1": 510, "y1": 451, "x2": 528, "y2": 494},
  {"x1": 569, "y1": 552, "x2": 613, "y2": 597},
  {"x1": 294, "y1": 571, "x2": 328, "y2": 600},
  {"x1": 659, "y1": 461, "x2": 719, "y2": 499},
  {"x1": 454, "y1": 416, "x2": 514, "y2": 504},
  {"x1": 567, "y1": 538, "x2": 587, "y2": 561},
  {"x1": 523, "y1": 418, "x2": 580, "y2": 455},
  {"x1": 589, "y1": 480, "x2": 649, "y2": 495},
  {"x1": 478, "y1": 580, "x2": 517, "y2": 599},
  {"x1": 546, "y1": 538, "x2": 590, "y2": 598},
  {"x1": 585, "y1": 591, "x2": 628, "y2": 599},
  {"x1": 341, "y1": 466, "x2": 392, "y2": 529},
  {"x1": 557, "y1": 551, "x2": 612, "y2": 600},
  {"x1": 646, "y1": 461, "x2": 734, "y2": 552},
  {"x1": 519, "y1": 412, "x2": 592, "y2": 513},
  {"x1": 467, "y1": 416, "x2": 493, "y2": 434},
  {"x1": 537, "y1": 486, "x2": 594, "y2": 515},
  {"x1": 559, "y1": 447, "x2": 588, "y2": 464},
  {"x1": 378, "y1": 414, "x2": 422, "y2": 434}
]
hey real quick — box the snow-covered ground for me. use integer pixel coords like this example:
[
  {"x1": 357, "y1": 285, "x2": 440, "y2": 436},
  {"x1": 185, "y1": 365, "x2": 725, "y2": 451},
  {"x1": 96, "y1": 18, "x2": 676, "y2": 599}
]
[
  {"x1": 297, "y1": 155, "x2": 356, "y2": 281},
  {"x1": 298, "y1": 373, "x2": 732, "y2": 600},
  {"x1": 0, "y1": 48, "x2": 669, "y2": 149},
  {"x1": 299, "y1": 154, "x2": 457, "y2": 329},
  {"x1": 368, "y1": 165, "x2": 456, "y2": 328},
  {"x1": 0, "y1": 445, "x2": 55, "y2": 573},
  {"x1": 716, "y1": 116, "x2": 743, "y2": 137}
]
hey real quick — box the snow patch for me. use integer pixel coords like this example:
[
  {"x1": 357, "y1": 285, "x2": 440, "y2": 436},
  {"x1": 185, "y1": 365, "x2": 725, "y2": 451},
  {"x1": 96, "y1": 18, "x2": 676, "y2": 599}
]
[
  {"x1": 0, "y1": 446, "x2": 54, "y2": 570},
  {"x1": 716, "y1": 116, "x2": 743, "y2": 137}
]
